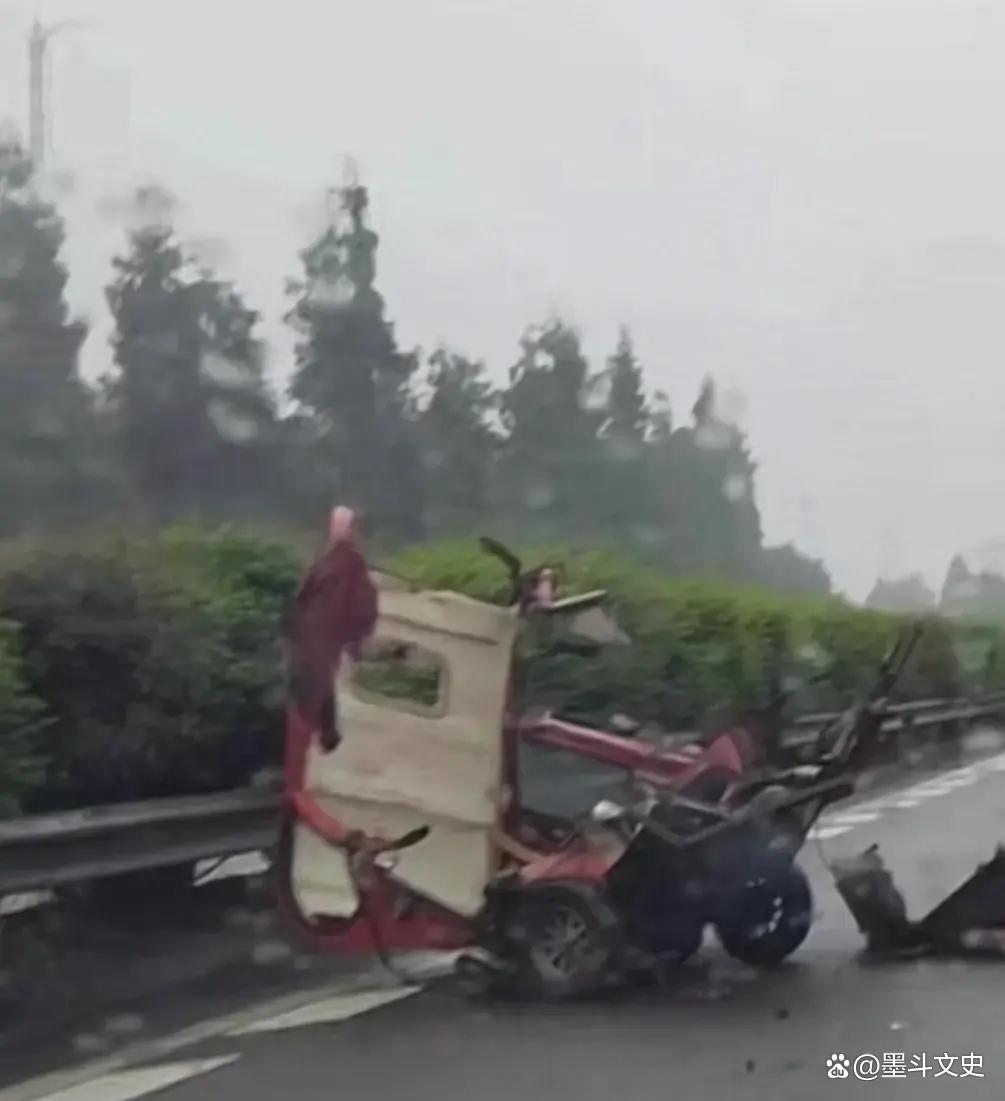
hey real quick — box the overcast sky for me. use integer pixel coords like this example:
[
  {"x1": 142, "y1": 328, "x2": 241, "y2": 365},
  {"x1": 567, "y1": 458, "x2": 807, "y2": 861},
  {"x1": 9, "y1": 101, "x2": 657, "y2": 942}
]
[{"x1": 3, "y1": 0, "x2": 1005, "y2": 598}]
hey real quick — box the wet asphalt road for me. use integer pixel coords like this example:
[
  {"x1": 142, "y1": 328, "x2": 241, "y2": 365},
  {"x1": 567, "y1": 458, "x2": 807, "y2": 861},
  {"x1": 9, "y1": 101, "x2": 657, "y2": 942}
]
[{"x1": 10, "y1": 754, "x2": 1005, "y2": 1101}]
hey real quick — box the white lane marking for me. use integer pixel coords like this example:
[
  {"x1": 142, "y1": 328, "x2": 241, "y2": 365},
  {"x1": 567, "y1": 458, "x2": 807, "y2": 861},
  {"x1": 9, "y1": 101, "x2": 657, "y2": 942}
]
[
  {"x1": 910, "y1": 786, "x2": 955, "y2": 799},
  {"x1": 229, "y1": 986, "x2": 419, "y2": 1036},
  {"x1": 0, "y1": 891, "x2": 54, "y2": 916},
  {"x1": 34, "y1": 1057, "x2": 238, "y2": 1101},
  {"x1": 809, "y1": 825, "x2": 853, "y2": 840},
  {"x1": 837, "y1": 799, "x2": 888, "y2": 816},
  {"x1": 0, "y1": 971, "x2": 398, "y2": 1101},
  {"x1": 888, "y1": 798, "x2": 923, "y2": 809},
  {"x1": 824, "y1": 811, "x2": 881, "y2": 826},
  {"x1": 904, "y1": 782, "x2": 957, "y2": 798}
]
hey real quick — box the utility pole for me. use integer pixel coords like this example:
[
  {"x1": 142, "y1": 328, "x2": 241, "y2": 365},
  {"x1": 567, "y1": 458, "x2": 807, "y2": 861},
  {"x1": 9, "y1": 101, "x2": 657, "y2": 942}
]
[
  {"x1": 27, "y1": 17, "x2": 93, "y2": 174},
  {"x1": 28, "y1": 20, "x2": 46, "y2": 171}
]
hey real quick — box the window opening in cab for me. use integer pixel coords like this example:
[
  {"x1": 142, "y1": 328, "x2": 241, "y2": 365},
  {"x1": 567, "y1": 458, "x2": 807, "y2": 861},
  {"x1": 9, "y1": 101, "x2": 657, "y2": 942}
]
[
  {"x1": 350, "y1": 639, "x2": 447, "y2": 714},
  {"x1": 518, "y1": 741, "x2": 633, "y2": 823}
]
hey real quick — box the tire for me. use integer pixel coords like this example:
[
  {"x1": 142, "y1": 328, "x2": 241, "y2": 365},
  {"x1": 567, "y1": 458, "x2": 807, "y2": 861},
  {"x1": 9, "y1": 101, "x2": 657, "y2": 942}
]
[
  {"x1": 715, "y1": 865, "x2": 813, "y2": 967},
  {"x1": 508, "y1": 884, "x2": 620, "y2": 1001}
]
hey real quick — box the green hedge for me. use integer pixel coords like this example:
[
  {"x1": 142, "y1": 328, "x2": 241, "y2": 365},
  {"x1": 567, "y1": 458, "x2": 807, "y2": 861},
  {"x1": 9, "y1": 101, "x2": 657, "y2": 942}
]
[
  {"x1": 0, "y1": 619, "x2": 48, "y2": 816},
  {"x1": 392, "y1": 542, "x2": 983, "y2": 730},
  {"x1": 0, "y1": 528, "x2": 999, "y2": 816},
  {"x1": 0, "y1": 527, "x2": 302, "y2": 814}
]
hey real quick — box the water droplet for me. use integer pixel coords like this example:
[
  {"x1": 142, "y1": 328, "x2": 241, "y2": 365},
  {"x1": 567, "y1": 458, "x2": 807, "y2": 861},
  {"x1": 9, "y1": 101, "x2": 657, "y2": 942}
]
[
  {"x1": 207, "y1": 400, "x2": 259, "y2": 443},
  {"x1": 722, "y1": 473, "x2": 749, "y2": 502},
  {"x1": 187, "y1": 237, "x2": 231, "y2": 269},
  {"x1": 308, "y1": 274, "x2": 355, "y2": 310},
  {"x1": 630, "y1": 524, "x2": 664, "y2": 548},
  {"x1": 224, "y1": 907, "x2": 255, "y2": 929},
  {"x1": 606, "y1": 436, "x2": 644, "y2": 462},
  {"x1": 104, "y1": 1014, "x2": 144, "y2": 1037},
  {"x1": 694, "y1": 422, "x2": 733, "y2": 451},
  {"x1": 964, "y1": 727, "x2": 1005, "y2": 753},
  {"x1": 584, "y1": 376, "x2": 611, "y2": 412},
  {"x1": 718, "y1": 387, "x2": 748, "y2": 426},
  {"x1": 201, "y1": 352, "x2": 247, "y2": 388},
  {"x1": 0, "y1": 253, "x2": 24, "y2": 279},
  {"x1": 73, "y1": 1034, "x2": 109, "y2": 1055},
  {"x1": 524, "y1": 482, "x2": 555, "y2": 510},
  {"x1": 251, "y1": 940, "x2": 292, "y2": 966}
]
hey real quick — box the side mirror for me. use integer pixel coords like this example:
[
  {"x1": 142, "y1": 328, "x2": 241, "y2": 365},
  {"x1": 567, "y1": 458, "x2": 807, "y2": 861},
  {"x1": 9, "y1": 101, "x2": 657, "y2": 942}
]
[{"x1": 590, "y1": 799, "x2": 625, "y2": 824}]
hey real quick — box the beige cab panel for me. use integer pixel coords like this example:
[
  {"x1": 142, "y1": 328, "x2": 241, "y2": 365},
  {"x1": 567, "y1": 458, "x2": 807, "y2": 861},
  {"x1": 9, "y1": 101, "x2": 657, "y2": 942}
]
[{"x1": 290, "y1": 578, "x2": 518, "y2": 921}]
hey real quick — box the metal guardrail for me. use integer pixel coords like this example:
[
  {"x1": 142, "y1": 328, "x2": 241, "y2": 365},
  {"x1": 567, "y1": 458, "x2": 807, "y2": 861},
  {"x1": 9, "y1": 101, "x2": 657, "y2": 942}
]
[
  {"x1": 785, "y1": 693, "x2": 1005, "y2": 746},
  {"x1": 791, "y1": 690, "x2": 1005, "y2": 729},
  {"x1": 3, "y1": 695, "x2": 1005, "y2": 900},
  {"x1": 0, "y1": 787, "x2": 278, "y2": 896}
]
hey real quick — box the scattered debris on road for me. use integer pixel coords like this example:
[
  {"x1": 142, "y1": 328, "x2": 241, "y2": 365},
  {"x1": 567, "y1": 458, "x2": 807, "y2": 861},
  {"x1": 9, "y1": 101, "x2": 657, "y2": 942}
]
[{"x1": 833, "y1": 843, "x2": 1005, "y2": 958}]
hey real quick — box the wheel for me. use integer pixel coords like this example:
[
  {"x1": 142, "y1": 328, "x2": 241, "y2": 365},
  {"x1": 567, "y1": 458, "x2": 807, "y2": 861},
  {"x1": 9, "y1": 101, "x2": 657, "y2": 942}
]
[
  {"x1": 715, "y1": 865, "x2": 813, "y2": 967},
  {"x1": 508, "y1": 885, "x2": 620, "y2": 1001}
]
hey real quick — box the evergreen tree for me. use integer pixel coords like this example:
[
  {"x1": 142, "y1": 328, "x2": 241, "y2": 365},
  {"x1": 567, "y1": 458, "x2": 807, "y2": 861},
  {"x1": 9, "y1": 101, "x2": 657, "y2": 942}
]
[
  {"x1": 602, "y1": 326, "x2": 648, "y2": 443},
  {"x1": 0, "y1": 137, "x2": 99, "y2": 534},
  {"x1": 652, "y1": 376, "x2": 763, "y2": 577},
  {"x1": 762, "y1": 544, "x2": 832, "y2": 596},
  {"x1": 286, "y1": 180, "x2": 423, "y2": 543},
  {"x1": 420, "y1": 347, "x2": 497, "y2": 535},
  {"x1": 498, "y1": 319, "x2": 603, "y2": 539},
  {"x1": 592, "y1": 327, "x2": 665, "y2": 553},
  {"x1": 105, "y1": 186, "x2": 278, "y2": 521}
]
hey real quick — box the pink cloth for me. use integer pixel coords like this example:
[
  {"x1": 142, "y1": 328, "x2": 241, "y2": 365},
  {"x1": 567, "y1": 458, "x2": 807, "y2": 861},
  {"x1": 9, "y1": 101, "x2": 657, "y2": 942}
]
[{"x1": 285, "y1": 508, "x2": 378, "y2": 751}]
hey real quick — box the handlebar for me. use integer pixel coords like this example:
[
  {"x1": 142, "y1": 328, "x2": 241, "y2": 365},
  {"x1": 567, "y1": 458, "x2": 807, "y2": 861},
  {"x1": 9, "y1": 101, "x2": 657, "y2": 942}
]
[
  {"x1": 478, "y1": 538, "x2": 523, "y2": 605},
  {"x1": 345, "y1": 825, "x2": 430, "y2": 856},
  {"x1": 478, "y1": 536, "x2": 564, "y2": 611}
]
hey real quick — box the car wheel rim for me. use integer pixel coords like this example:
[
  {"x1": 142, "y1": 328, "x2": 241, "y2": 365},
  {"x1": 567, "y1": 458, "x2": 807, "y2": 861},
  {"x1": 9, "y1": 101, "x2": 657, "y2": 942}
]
[{"x1": 529, "y1": 904, "x2": 604, "y2": 981}]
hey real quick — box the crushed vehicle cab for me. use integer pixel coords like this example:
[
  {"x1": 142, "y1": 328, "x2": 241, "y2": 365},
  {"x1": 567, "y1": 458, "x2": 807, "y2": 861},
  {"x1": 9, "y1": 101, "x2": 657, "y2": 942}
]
[
  {"x1": 277, "y1": 544, "x2": 666, "y2": 958},
  {"x1": 277, "y1": 521, "x2": 896, "y2": 998},
  {"x1": 283, "y1": 569, "x2": 519, "y2": 934}
]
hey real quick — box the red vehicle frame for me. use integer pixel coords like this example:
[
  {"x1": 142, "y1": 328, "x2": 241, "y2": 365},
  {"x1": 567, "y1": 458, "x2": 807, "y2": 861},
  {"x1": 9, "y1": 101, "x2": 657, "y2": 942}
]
[{"x1": 275, "y1": 545, "x2": 760, "y2": 961}]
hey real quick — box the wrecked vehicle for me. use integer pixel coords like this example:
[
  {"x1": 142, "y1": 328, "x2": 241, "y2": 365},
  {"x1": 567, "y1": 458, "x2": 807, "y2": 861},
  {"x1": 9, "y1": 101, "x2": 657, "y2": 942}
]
[
  {"x1": 833, "y1": 843, "x2": 1005, "y2": 959},
  {"x1": 454, "y1": 624, "x2": 925, "y2": 996},
  {"x1": 275, "y1": 519, "x2": 925, "y2": 998}
]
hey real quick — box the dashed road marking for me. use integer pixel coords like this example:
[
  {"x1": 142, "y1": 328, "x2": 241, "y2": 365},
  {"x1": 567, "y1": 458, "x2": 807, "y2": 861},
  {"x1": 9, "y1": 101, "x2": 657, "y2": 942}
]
[
  {"x1": 0, "y1": 971, "x2": 401, "y2": 1101},
  {"x1": 811, "y1": 750, "x2": 1005, "y2": 838},
  {"x1": 809, "y1": 825, "x2": 853, "y2": 841},
  {"x1": 825, "y1": 811, "x2": 881, "y2": 826},
  {"x1": 31, "y1": 1057, "x2": 238, "y2": 1101},
  {"x1": 228, "y1": 986, "x2": 419, "y2": 1036}
]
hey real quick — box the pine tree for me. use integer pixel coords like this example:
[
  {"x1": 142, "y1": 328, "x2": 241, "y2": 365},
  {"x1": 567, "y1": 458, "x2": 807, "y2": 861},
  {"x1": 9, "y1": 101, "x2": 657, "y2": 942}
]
[
  {"x1": 653, "y1": 376, "x2": 763, "y2": 577},
  {"x1": 420, "y1": 347, "x2": 497, "y2": 535},
  {"x1": 286, "y1": 180, "x2": 423, "y2": 543},
  {"x1": 0, "y1": 137, "x2": 98, "y2": 534},
  {"x1": 602, "y1": 326, "x2": 648, "y2": 443},
  {"x1": 498, "y1": 319, "x2": 603, "y2": 538},
  {"x1": 105, "y1": 186, "x2": 277, "y2": 521}
]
